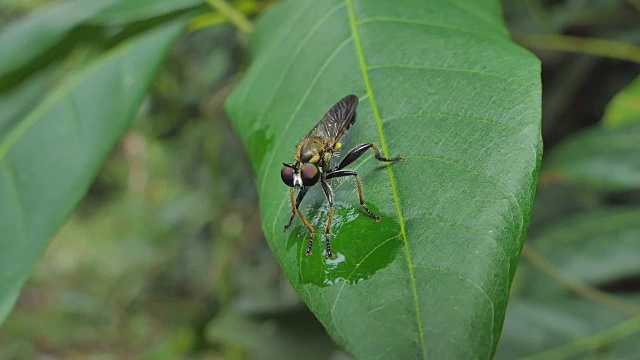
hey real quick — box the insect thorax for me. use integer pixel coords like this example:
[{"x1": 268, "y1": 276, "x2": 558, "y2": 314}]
[{"x1": 296, "y1": 137, "x2": 330, "y2": 164}]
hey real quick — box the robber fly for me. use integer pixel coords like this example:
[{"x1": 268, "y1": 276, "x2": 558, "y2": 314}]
[{"x1": 280, "y1": 94, "x2": 402, "y2": 259}]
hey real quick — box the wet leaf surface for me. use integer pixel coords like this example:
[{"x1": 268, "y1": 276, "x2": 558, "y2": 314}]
[{"x1": 226, "y1": 0, "x2": 542, "y2": 358}]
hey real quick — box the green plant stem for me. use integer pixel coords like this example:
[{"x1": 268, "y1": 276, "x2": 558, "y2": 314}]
[
  {"x1": 205, "y1": 0, "x2": 253, "y2": 34},
  {"x1": 514, "y1": 34, "x2": 640, "y2": 64},
  {"x1": 521, "y1": 315, "x2": 640, "y2": 360},
  {"x1": 521, "y1": 245, "x2": 640, "y2": 317}
]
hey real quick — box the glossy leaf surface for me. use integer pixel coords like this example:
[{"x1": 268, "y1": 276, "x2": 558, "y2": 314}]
[{"x1": 226, "y1": 0, "x2": 542, "y2": 358}]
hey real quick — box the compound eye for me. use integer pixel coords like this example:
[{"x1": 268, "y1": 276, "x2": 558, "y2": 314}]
[
  {"x1": 301, "y1": 163, "x2": 320, "y2": 186},
  {"x1": 281, "y1": 165, "x2": 295, "y2": 187}
]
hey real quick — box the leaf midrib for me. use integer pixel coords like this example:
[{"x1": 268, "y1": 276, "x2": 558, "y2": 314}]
[{"x1": 346, "y1": 1, "x2": 427, "y2": 359}]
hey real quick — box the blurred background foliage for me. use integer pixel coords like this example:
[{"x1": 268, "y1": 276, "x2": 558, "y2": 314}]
[{"x1": 0, "y1": 0, "x2": 639, "y2": 359}]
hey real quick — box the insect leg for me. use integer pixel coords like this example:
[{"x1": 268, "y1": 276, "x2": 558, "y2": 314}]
[
  {"x1": 286, "y1": 187, "x2": 315, "y2": 254},
  {"x1": 326, "y1": 170, "x2": 381, "y2": 221},
  {"x1": 297, "y1": 206, "x2": 315, "y2": 256},
  {"x1": 284, "y1": 186, "x2": 309, "y2": 232},
  {"x1": 320, "y1": 180, "x2": 336, "y2": 259},
  {"x1": 335, "y1": 143, "x2": 402, "y2": 171}
]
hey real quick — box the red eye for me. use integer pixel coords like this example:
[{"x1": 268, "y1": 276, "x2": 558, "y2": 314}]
[
  {"x1": 281, "y1": 165, "x2": 295, "y2": 187},
  {"x1": 301, "y1": 163, "x2": 320, "y2": 186}
]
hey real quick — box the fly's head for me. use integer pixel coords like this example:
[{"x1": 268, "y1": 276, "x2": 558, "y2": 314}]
[{"x1": 281, "y1": 162, "x2": 320, "y2": 188}]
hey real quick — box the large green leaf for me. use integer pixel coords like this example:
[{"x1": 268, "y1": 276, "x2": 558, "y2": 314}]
[
  {"x1": 0, "y1": 65, "x2": 57, "y2": 135},
  {"x1": 0, "y1": 18, "x2": 187, "y2": 325},
  {"x1": 225, "y1": 0, "x2": 541, "y2": 358},
  {"x1": 0, "y1": 0, "x2": 119, "y2": 79}
]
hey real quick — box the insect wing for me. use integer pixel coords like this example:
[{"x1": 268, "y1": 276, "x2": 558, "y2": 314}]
[{"x1": 306, "y1": 94, "x2": 358, "y2": 146}]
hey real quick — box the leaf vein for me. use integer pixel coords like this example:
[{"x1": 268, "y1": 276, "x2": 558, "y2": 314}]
[
  {"x1": 251, "y1": 2, "x2": 347, "y2": 135},
  {"x1": 330, "y1": 233, "x2": 401, "y2": 314},
  {"x1": 259, "y1": 36, "x2": 355, "y2": 193},
  {"x1": 382, "y1": 112, "x2": 537, "y2": 163},
  {"x1": 403, "y1": 154, "x2": 523, "y2": 239},
  {"x1": 272, "y1": 194, "x2": 288, "y2": 237},
  {"x1": 329, "y1": 232, "x2": 401, "y2": 350},
  {"x1": 357, "y1": 16, "x2": 504, "y2": 42},
  {"x1": 402, "y1": 212, "x2": 509, "y2": 264},
  {"x1": 347, "y1": 0, "x2": 427, "y2": 358},
  {"x1": 413, "y1": 264, "x2": 495, "y2": 358},
  {"x1": 382, "y1": 112, "x2": 520, "y2": 133},
  {"x1": 236, "y1": 1, "x2": 315, "y2": 110},
  {"x1": 440, "y1": 0, "x2": 505, "y2": 34},
  {"x1": 368, "y1": 63, "x2": 517, "y2": 81}
]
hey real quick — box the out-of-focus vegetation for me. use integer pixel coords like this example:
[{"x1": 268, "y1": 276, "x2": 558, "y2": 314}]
[
  {"x1": 0, "y1": 0, "x2": 638, "y2": 359},
  {"x1": 498, "y1": 1, "x2": 640, "y2": 358},
  {"x1": 0, "y1": 1, "x2": 339, "y2": 358}
]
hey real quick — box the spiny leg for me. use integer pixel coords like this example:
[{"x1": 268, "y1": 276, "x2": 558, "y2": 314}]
[
  {"x1": 320, "y1": 181, "x2": 335, "y2": 259},
  {"x1": 284, "y1": 186, "x2": 309, "y2": 232},
  {"x1": 296, "y1": 205, "x2": 315, "y2": 256},
  {"x1": 334, "y1": 143, "x2": 402, "y2": 171},
  {"x1": 285, "y1": 185, "x2": 315, "y2": 255},
  {"x1": 284, "y1": 187, "x2": 295, "y2": 231},
  {"x1": 326, "y1": 170, "x2": 380, "y2": 221}
]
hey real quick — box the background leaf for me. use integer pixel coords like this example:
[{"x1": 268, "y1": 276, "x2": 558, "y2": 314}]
[
  {"x1": 497, "y1": 298, "x2": 640, "y2": 359},
  {"x1": 206, "y1": 308, "x2": 342, "y2": 360},
  {"x1": 0, "y1": 17, "x2": 187, "y2": 325},
  {"x1": 225, "y1": 0, "x2": 542, "y2": 358},
  {"x1": 0, "y1": 0, "x2": 119, "y2": 79},
  {"x1": 543, "y1": 123, "x2": 640, "y2": 191},
  {"x1": 0, "y1": 65, "x2": 57, "y2": 135},
  {"x1": 603, "y1": 75, "x2": 640, "y2": 128},
  {"x1": 526, "y1": 207, "x2": 640, "y2": 298},
  {"x1": 497, "y1": 207, "x2": 640, "y2": 359},
  {"x1": 89, "y1": 0, "x2": 202, "y2": 26}
]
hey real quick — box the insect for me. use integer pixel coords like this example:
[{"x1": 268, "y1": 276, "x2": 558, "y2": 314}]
[{"x1": 281, "y1": 94, "x2": 402, "y2": 259}]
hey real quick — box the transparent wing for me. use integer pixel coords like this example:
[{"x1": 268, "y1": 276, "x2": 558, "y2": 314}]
[{"x1": 305, "y1": 94, "x2": 358, "y2": 146}]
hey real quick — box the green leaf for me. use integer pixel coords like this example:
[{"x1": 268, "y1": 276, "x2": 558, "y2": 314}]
[
  {"x1": 206, "y1": 309, "x2": 340, "y2": 360},
  {"x1": 498, "y1": 207, "x2": 640, "y2": 358},
  {"x1": 525, "y1": 207, "x2": 640, "y2": 298},
  {"x1": 0, "y1": 0, "x2": 119, "y2": 78},
  {"x1": 603, "y1": 76, "x2": 640, "y2": 128},
  {"x1": 0, "y1": 66, "x2": 57, "y2": 135},
  {"x1": 89, "y1": 0, "x2": 202, "y2": 26},
  {"x1": 0, "y1": 18, "x2": 187, "y2": 325},
  {"x1": 543, "y1": 123, "x2": 640, "y2": 191},
  {"x1": 497, "y1": 298, "x2": 640, "y2": 359},
  {"x1": 225, "y1": 0, "x2": 541, "y2": 358}
]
